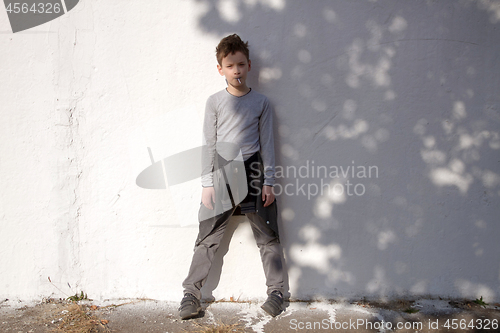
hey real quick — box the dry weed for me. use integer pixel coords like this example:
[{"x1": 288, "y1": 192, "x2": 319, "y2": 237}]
[{"x1": 47, "y1": 302, "x2": 110, "y2": 333}]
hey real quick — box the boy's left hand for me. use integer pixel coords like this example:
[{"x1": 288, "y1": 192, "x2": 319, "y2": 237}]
[{"x1": 262, "y1": 185, "x2": 275, "y2": 207}]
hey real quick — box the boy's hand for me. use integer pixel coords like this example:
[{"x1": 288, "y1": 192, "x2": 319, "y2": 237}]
[
  {"x1": 202, "y1": 186, "x2": 215, "y2": 210},
  {"x1": 262, "y1": 185, "x2": 275, "y2": 207}
]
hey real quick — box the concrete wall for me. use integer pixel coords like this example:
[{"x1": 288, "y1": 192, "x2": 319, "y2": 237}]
[{"x1": 1, "y1": 0, "x2": 499, "y2": 302}]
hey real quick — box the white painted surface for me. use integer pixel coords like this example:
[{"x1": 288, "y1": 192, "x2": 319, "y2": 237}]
[{"x1": 0, "y1": 0, "x2": 499, "y2": 302}]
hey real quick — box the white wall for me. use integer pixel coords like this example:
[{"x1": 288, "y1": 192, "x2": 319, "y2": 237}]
[{"x1": 1, "y1": 0, "x2": 499, "y2": 302}]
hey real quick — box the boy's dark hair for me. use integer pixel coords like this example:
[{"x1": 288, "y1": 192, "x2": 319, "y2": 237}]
[{"x1": 216, "y1": 34, "x2": 250, "y2": 65}]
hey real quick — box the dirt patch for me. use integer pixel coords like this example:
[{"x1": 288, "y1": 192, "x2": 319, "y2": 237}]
[
  {"x1": 187, "y1": 321, "x2": 246, "y2": 333},
  {"x1": 1, "y1": 297, "x2": 499, "y2": 333},
  {"x1": 0, "y1": 298, "x2": 110, "y2": 333}
]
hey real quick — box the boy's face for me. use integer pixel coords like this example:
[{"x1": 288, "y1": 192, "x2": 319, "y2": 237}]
[{"x1": 217, "y1": 51, "x2": 251, "y2": 88}]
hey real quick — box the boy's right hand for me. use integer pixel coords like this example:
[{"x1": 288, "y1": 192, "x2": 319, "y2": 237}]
[{"x1": 202, "y1": 186, "x2": 215, "y2": 210}]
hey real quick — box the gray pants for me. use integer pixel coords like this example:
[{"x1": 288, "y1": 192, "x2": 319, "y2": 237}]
[{"x1": 182, "y1": 207, "x2": 284, "y2": 300}]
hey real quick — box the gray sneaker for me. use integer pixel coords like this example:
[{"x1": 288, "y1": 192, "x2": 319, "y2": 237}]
[
  {"x1": 261, "y1": 290, "x2": 283, "y2": 317},
  {"x1": 179, "y1": 293, "x2": 201, "y2": 320}
]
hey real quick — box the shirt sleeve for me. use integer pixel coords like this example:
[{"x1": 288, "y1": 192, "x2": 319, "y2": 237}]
[
  {"x1": 201, "y1": 96, "x2": 217, "y2": 187},
  {"x1": 259, "y1": 97, "x2": 276, "y2": 186}
]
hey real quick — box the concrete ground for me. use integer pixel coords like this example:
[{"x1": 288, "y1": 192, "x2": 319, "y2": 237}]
[{"x1": 1, "y1": 297, "x2": 499, "y2": 332}]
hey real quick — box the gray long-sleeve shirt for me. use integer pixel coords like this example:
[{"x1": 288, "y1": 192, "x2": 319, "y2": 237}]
[{"x1": 201, "y1": 88, "x2": 276, "y2": 187}]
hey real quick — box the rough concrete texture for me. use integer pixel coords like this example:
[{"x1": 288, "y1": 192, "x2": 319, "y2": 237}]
[
  {"x1": 1, "y1": 298, "x2": 499, "y2": 332},
  {"x1": 1, "y1": 0, "x2": 499, "y2": 303}
]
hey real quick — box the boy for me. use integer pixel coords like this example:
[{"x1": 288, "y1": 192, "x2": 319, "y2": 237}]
[{"x1": 179, "y1": 34, "x2": 284, "y2": 319}]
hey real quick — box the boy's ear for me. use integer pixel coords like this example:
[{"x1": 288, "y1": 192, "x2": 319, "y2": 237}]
[
  {"x1": 248, "y1": 59, "x2": 251, "y2": 72},
  {"x1": 217, "y1": 64, "x2": 224, "y2": 76}
]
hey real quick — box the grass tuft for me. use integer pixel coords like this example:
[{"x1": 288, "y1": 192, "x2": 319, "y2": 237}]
[
  {"x1": 403, "y1": 307, "x2": 420, "y2": 314},
  {"x1": 67, "y1": 291, "x2": 89, "y2": 302},
  {"x1": 473, "y1": 296, "x2": 488, "y2": 308}
]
